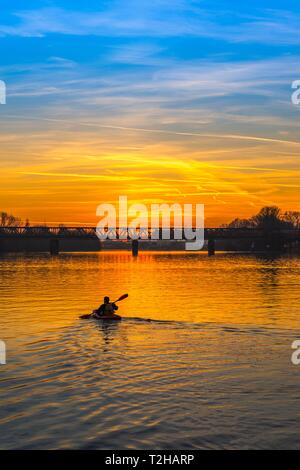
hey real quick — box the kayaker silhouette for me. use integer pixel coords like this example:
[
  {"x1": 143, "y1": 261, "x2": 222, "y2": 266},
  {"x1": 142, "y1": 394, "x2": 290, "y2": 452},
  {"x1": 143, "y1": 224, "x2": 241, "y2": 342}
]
[
  {"x1": 93, "y1": 296, "x2": 119, "y2": 318},
  {"x1": 80, "y1": 293, "x2": 128, "y2": 320}
]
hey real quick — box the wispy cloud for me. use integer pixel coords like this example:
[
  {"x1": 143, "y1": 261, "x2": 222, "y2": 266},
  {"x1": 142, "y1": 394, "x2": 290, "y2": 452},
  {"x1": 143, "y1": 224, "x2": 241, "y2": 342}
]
[
  {"x1": 8, "y1": 114, "x2": 300, "y2": 146},
  {"x1": 1, "y1": 5, "x2": 300, "y2": 45}
]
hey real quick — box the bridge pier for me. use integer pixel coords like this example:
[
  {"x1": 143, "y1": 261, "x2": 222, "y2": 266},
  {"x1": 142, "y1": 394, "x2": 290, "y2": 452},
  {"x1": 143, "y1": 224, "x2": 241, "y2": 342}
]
[
  {"x1": 132, "y1": 239, "x2": 139, "y2": 256},
  {"x1": 207, "y1": 238, "x2": 215, "y2": 256},
  {"x1": 49, "y1": 239, "x2": 59, "y2": 255}
]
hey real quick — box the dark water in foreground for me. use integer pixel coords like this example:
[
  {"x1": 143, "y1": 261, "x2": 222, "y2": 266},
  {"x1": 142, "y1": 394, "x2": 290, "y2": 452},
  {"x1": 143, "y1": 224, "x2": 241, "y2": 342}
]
[{"x1": 0, "y1": 252, "x2": 300, "y2": 449}]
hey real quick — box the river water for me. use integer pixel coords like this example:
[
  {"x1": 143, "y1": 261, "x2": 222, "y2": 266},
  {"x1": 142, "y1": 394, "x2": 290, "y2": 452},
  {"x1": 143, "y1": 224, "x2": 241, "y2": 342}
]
[{"x1": 0, "y1": 251, "x2": 299, "y2": 449}]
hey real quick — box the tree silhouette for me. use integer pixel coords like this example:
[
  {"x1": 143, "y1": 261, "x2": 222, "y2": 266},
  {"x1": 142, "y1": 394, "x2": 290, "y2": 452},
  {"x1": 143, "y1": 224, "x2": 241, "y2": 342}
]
[
  {"x1": 224, "y1": 206, "x2": 298, "y2": 231},
  {"x1": 283, "y1": 211, "x2": 300, "y2": 229},
  {"x1": 0, "y1": 212, "x2": 22, "y2": 227},
  {"x1": 251, "y1": 206, "x2": 283, "y2": 230}
]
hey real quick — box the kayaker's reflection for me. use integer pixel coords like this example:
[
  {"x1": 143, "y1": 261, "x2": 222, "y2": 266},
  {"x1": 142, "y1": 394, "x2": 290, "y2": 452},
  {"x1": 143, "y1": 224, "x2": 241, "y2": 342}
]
[{"x1": 96, "y1": 320, "x2": 121, "y2": 351}]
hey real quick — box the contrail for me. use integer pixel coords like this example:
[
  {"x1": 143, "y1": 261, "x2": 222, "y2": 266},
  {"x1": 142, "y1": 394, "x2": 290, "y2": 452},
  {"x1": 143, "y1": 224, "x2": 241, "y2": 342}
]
[{"x1": 5, "y1": 114, "x2": 300, "y2": 146}]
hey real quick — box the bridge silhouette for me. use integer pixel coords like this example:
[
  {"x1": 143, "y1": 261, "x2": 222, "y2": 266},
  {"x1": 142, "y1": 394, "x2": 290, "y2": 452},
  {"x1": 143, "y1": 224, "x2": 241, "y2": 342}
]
[{"x1": 0, "y1": 226, "x2": 299, "y2": 255}]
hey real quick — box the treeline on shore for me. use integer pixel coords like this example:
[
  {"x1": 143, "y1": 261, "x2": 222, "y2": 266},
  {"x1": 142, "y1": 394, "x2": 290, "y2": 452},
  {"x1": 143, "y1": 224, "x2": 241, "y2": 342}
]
[
  {"x1": 1, "y1": 206, "x2": 300, "y2": 231},
  {"x1": 223, "y1": 206, "x2": 300, "y2": 230}
]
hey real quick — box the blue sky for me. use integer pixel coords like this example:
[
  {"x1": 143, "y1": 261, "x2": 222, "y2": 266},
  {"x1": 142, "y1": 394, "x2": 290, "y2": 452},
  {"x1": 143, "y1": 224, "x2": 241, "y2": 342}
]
[
  {"x1": 1, "y1": 0, "x2": 300, "y2": 130},
  {"x1": 0, "y1": 1, "x2": 300, "y2": 224},
  {"x1": 1, "y1": 1, "x2": 299, "y2": 131}
]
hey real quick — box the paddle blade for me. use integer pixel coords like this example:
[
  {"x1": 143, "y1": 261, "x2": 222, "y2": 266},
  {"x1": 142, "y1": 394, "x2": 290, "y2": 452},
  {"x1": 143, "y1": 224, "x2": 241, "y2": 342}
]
[
  {"x1": 116, "y1": 293, "x2": 128, "y2": 302},
  {"x1": 80, "y1": 314, "x2": 92, "y2": 319}
]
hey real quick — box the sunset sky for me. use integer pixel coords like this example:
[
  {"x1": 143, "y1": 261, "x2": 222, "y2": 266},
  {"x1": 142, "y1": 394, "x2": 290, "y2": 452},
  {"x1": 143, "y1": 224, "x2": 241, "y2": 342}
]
[{"x1": 1, "y1": 0, "x2": 300, "y2": 226}]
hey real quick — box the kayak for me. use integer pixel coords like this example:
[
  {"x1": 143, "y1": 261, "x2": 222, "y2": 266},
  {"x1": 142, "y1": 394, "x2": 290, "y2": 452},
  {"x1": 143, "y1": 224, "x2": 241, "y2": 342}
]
[
  {"x1": 80, "y1": 313, "x2": 122, "y2": 321},
  {"x1": 97, "y1": 315, "x2": 122, "y2": 321}
]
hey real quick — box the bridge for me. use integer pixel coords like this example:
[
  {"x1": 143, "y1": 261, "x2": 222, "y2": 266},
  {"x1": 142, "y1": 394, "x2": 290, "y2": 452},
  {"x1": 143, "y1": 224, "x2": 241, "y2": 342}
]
[{"x1": 0, "y1": 226, "x2": 299, "y2": 255}]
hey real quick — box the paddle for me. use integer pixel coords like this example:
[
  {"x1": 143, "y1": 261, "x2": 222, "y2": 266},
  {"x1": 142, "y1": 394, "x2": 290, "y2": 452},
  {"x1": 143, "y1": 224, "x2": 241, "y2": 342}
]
[
  {"x1": 115, "y1": 293, "x2": 128, "y2": 302},
  {"x1": 80, "y1": 293, "x2": 128, "y2": 319}
]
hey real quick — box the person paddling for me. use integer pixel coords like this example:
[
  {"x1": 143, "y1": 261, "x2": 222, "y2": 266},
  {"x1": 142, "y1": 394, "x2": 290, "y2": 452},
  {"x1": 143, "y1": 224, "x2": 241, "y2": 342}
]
[
  {"x1": 80, "y1": 294, "x2": 128, "y2": 320},
  {"x1": 92, "y1": 296, "x2": 119, "y2": 319}
]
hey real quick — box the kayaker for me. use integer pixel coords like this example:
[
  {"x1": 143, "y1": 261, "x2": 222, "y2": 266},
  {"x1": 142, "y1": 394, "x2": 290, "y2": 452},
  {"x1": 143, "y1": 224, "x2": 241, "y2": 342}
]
[{"x1": 93, "y1": 296, "x2": 119, "y2": 318}]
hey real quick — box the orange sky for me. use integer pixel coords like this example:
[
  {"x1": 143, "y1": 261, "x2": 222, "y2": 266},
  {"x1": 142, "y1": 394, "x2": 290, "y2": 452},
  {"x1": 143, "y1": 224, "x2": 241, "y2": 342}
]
[{"x1": 1, "y1": 121, "x2": 300, "y2": 227}]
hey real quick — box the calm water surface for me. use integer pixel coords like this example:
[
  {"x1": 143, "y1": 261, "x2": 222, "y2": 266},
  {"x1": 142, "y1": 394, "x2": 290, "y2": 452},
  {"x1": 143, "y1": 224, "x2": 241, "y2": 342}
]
[{"x1": 0, "y1": 251, "x2": 300, "y2": 449}]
